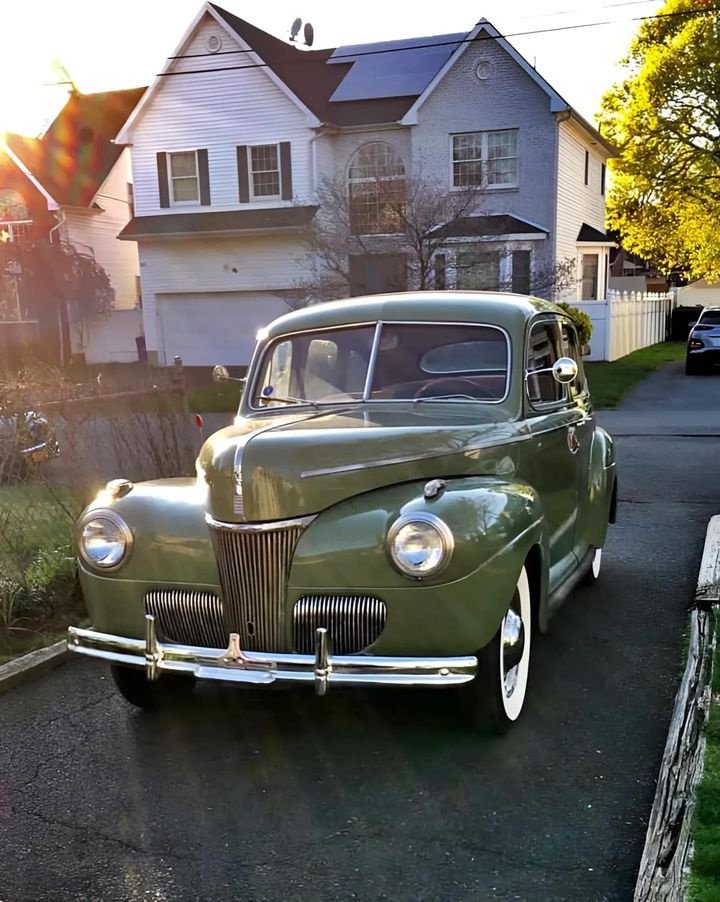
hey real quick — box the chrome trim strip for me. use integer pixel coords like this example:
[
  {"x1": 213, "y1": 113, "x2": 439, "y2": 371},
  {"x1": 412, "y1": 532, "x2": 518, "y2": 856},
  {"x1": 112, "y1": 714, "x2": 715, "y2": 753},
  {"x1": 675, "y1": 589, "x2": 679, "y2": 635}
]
[
  {"x1": 67, "y1": 621, "x2": 478, "y2": 692},
  {"x1": 206, "y1": 514, "x2": 315, "y2": 532},
  {"x1": 300, "y1": 432, "x2": 532, "y2": 479}
]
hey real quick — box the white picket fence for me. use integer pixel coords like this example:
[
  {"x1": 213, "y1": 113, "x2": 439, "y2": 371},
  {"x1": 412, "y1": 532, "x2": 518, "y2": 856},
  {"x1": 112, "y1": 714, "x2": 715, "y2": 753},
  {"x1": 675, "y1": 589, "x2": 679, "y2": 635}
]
[{"x1": 571, "y1": 290, "x2": 675, "y2": 361}]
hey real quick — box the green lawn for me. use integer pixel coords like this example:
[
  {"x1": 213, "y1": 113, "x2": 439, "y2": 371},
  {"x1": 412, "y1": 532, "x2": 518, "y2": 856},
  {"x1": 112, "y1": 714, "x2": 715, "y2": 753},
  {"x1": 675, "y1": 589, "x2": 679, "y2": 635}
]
[
  {"x1": 689, "y1": 640, "x2": 720, "y2": 901},
  {"x1": 187, "y1": 381, "x2": 243, "y2": 413},
  {"x1": 584, "y1": 342, "x2": 686, "y2": 409}
]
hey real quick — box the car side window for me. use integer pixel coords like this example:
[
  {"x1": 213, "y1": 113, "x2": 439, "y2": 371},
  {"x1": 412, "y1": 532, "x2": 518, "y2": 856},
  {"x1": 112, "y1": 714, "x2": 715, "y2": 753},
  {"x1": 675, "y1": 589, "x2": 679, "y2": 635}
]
[
  {"x1": 561, "y1": 323, "x2": 587, "y2": 397},
  {"x1": 526, "y1": 320, "x2": 567, "y2": 407}
]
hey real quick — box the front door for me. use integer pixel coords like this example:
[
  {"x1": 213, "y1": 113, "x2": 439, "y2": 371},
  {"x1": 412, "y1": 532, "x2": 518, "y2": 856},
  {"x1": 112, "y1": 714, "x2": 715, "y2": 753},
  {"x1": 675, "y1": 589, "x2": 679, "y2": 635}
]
[{"x1": 523, "y1": 317, "x2": 583, "y2": 589}]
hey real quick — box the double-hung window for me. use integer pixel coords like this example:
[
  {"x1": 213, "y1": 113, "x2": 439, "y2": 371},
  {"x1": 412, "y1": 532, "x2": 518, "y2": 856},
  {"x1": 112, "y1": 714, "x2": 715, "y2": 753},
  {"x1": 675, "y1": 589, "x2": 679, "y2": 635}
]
[
  {"x1": 452, "y1": 130, "x2": 518, "y2": 189},
  {"x1": 250, "y1": 144, "x2": 281, "y2": 199},
  {"x1": 168, "y1": 151, "x2": 199, "y2": 203}
]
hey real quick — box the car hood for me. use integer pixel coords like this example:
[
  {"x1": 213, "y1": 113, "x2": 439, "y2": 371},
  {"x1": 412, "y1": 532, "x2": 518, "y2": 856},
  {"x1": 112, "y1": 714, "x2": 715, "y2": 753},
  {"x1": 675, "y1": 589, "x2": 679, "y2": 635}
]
[{"x1": 198, "y1": 404, "x2": 527, "y2": 522}]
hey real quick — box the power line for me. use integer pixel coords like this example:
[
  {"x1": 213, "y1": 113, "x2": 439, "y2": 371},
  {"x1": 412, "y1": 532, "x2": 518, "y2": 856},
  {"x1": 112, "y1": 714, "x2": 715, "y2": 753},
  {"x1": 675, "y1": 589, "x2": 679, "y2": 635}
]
[{"x1": 161, "y1": 2, "x2": 716, "y2": 75}]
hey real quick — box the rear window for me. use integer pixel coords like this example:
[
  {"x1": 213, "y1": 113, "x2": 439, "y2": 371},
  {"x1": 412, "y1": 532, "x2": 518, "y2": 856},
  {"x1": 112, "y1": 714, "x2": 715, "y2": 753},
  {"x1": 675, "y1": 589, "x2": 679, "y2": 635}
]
[{"x1": 699, "y1": 312, "x2": 720, "y2": 326}]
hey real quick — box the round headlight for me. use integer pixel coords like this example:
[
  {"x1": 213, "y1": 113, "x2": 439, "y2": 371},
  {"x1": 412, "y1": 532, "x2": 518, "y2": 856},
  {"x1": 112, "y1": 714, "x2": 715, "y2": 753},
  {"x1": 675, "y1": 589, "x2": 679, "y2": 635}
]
[
  {"x1": 387, "y1": 513, "x2": 454, "y2": 579},
  {"x1": 78, "y1": 511, "x2": 133, "y2": 571}
]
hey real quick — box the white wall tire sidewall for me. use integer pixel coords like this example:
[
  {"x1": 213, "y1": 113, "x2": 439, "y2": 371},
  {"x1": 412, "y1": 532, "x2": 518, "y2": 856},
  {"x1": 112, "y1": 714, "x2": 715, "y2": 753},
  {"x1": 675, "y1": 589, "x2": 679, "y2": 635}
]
[{"x1": 499, "y1": 567, "x2": 531, "y2": 722}]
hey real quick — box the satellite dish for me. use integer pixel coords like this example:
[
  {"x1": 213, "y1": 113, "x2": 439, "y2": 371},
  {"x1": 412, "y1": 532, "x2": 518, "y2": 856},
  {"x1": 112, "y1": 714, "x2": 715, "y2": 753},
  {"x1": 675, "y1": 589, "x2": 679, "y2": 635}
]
[
  {"x1": 290, "y1": 17, "x2": 302, "y2": 41},
  {"x1": 303, "y1": 22, "x2": 314, "y2": 47}
]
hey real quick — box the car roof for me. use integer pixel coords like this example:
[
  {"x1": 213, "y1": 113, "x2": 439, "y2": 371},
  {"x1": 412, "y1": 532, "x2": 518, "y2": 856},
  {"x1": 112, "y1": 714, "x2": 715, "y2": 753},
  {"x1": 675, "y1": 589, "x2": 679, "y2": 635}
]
[{"x1": 265, "y1": 291, "x2": 563, "y2": 339}]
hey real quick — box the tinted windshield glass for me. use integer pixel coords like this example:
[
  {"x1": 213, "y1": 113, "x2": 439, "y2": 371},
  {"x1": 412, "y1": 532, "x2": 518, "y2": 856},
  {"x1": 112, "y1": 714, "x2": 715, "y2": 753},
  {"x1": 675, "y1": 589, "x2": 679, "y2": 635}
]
[
  {"x1": 251, "y1": 323, "x2": 508, "y2": 407},
  {"x1": 699, "y1": 312, "x2": 720, "y2": 326}
]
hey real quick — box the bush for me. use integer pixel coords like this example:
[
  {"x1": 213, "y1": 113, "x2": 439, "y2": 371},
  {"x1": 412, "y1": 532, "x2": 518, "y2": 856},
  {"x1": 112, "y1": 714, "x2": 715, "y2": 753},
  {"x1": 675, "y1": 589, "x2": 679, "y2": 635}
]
[{"x1": 557, "y1": 302, "x2": 593, "y2": 348}]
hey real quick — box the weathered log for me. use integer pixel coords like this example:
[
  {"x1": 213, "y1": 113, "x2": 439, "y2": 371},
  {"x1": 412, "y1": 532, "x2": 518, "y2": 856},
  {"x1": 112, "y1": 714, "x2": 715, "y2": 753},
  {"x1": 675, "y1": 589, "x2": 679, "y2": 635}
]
[{"x1": 634, "y1": 516, "x2": 719, "y2": 901}]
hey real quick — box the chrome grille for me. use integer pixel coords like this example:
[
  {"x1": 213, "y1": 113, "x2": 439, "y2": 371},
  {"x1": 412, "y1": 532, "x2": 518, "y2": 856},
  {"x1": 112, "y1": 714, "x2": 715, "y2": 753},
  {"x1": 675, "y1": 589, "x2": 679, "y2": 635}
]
[
  {"x1": 293, "y1": 595, "x2": 387, "y2": 655},
  {"x1": 145, "y1": 589, "x2": 225, "y2": 648},
  {"x1": 208, "y1": 518, "x2": 309, "y2": 652}
]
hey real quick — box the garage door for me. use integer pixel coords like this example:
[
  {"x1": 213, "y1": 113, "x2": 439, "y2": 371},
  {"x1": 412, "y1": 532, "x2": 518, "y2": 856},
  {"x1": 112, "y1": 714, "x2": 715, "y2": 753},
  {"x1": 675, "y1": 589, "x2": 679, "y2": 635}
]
[{"x1": 157, "y1": 292, "x2": 290, "y2": 366}]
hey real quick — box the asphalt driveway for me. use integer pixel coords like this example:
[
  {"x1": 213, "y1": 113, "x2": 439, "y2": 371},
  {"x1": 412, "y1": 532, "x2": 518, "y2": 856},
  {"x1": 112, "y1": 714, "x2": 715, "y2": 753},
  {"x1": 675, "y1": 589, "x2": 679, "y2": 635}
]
[{"x1": 1, "y1": 361, "x2": 717, "y2": 902}]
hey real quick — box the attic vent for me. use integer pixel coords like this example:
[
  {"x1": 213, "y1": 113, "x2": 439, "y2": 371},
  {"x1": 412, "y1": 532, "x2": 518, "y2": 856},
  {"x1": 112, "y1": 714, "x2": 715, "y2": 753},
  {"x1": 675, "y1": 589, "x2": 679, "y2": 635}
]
[
  {"x1": 207, "y1": 34, "x2": 222, "y2": 53},
  {"x1": 475, "y1": 60, "x2": 495, "y2": 81}
]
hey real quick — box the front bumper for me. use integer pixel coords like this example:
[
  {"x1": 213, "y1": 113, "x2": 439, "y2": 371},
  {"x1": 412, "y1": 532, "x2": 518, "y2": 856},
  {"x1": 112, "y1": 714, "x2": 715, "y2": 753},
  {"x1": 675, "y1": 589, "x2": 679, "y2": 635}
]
[{"x1": 67, "y1": 615, "x2": 477, "y2": 695}]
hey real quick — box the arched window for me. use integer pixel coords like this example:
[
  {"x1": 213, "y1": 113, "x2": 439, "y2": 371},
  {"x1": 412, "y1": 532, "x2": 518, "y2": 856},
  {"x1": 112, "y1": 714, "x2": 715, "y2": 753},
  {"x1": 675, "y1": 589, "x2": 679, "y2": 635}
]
[
  {"x1": 0, "y1": 189, "x2": 29, "y2": 222},
  {"x1": 348, "y1": 143, "x2": 405, "y2": 235}
]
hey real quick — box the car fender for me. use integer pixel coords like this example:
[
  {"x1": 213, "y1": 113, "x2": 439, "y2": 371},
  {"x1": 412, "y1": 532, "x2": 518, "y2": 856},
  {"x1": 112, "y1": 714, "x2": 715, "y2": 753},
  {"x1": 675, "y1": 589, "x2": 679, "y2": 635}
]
[{"x1": 584, "y1": 426, "x2": 617, "y2": 548}]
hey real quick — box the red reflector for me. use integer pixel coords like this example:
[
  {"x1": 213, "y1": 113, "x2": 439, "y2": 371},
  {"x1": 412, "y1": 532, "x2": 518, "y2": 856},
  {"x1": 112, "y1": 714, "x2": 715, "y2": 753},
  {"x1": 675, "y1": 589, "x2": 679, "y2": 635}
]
[{"x1": 194, "y1": 414, "x2": 204, "y2": 429}]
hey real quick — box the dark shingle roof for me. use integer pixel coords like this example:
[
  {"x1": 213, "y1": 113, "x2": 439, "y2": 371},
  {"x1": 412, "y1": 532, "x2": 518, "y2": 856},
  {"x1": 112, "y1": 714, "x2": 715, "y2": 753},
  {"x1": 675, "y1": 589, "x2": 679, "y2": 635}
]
[
  {"x1": 577, "y1": 223, "x2": 613, "y2": 243},
  {"x1": 209, "y1": 4, "x2": 417, "y2": 125},
  {"x1": 118, "y1": 205, "x2": 318, "y2": 240},
  {"x1": 7, "y1": 87, "x2": 146, "y2": 207},
  {"x1": 432, "y1": 215, "x2": 548, "y2": 240}
]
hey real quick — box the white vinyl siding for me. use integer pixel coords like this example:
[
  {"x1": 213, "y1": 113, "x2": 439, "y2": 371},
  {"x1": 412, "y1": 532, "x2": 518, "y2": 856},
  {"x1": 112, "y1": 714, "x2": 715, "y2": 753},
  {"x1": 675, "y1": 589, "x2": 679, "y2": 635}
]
[
  {"x1": 62, "y1": 149, "x2": 140, "y2": 312},
  {"x1": 128, "y1": 14, "x2": 312, "y2": 216},
  {"x1": 554, "y1": 120, "x2": 609, "y2": 266},
  {"x1": 137, "y1": 235, "x2": 306, "y2": 356}
]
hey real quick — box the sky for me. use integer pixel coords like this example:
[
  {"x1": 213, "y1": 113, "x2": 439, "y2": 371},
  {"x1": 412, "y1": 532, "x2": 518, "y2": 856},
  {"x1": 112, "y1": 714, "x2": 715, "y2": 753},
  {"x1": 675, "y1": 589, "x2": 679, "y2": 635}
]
[{"x1": 0, "y1": 0, "x2": 664, "y2": 136}]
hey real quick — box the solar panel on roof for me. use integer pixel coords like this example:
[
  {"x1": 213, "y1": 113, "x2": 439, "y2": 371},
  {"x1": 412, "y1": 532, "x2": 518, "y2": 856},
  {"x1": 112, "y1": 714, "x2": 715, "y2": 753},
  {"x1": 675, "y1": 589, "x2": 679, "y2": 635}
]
[{"x1": 328, "y1": 33, "x2": 466, "y2": 102}]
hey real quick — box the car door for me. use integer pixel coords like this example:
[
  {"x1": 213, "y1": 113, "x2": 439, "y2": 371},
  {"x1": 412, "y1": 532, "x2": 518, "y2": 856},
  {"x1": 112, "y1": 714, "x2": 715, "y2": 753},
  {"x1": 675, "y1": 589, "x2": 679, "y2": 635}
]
[{"x1": 522, "y1": 317, "x2": 585, "y2": 587}]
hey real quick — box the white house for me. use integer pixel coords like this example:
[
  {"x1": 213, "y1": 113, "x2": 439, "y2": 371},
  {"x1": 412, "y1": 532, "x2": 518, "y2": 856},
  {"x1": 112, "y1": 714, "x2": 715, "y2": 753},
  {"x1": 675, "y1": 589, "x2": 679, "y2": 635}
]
[
  {"x1": 117, "y1": 2, "x2": 615, "y2": 367},
  {"x1": 0, "y1": 88, "x2": 146, "y2": 363}
]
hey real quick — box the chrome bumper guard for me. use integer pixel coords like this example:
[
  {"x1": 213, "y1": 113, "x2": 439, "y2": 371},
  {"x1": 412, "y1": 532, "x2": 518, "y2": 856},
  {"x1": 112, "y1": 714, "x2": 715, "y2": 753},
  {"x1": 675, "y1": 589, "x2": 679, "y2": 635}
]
[{"x1": 67, "y1": 614, "x2": 477, "y2": 695}]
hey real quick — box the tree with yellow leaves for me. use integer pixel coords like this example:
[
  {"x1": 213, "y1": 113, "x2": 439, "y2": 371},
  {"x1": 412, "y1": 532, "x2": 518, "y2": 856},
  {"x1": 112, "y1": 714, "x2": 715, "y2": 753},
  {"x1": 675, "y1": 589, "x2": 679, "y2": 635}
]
[{"x1": 600, "y1": 0, "x2": 720, "y2": 279}]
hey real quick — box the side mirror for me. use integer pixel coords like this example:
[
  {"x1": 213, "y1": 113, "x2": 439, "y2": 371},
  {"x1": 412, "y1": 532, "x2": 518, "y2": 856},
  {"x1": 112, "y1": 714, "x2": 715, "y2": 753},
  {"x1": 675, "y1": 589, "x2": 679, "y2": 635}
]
[
  {"x1": 212, "y1": 365, "x2": 231, "y2": 383},
  {"x1": 552, "y1": 357, "x2": 578, "y2": 384}
]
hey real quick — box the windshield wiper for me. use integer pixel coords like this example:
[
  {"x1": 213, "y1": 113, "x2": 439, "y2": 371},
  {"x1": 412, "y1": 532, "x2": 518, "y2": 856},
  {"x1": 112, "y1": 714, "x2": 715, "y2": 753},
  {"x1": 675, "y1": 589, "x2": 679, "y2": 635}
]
[
  {"x1": 257, "y1": 394, "x2": 320, "y2": 410},
  {"x1": 413, "y1": 394, "x2": 479, "y2": 403}
]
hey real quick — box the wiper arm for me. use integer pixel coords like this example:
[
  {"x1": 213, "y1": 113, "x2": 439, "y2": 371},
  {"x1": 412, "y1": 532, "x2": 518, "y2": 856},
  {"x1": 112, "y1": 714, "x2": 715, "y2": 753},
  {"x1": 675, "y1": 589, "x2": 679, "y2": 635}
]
[
  {"x1": 258, "y1": 394, "x2": 320, "y2": 410},
  {"x1": 413, "y1": 394, "x2": 478, "y2": 402}
]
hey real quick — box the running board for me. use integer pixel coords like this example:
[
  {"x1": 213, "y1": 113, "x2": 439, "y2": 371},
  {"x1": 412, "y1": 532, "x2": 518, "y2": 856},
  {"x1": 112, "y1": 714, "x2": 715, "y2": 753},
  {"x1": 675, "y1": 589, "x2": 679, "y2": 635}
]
[{"x1": 547, "y1": 547, "x2": 595, "y2": 615}]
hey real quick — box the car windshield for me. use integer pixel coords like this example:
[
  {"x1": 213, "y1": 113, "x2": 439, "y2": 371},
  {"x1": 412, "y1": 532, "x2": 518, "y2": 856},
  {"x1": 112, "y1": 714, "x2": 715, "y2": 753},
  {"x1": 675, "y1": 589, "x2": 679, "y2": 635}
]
[
  {"x1": 698, "y1": 312, "x2": 720, "y2": 326},
  {"x1": 251, "y1": 322, "x2": 509, "y2": 408}
]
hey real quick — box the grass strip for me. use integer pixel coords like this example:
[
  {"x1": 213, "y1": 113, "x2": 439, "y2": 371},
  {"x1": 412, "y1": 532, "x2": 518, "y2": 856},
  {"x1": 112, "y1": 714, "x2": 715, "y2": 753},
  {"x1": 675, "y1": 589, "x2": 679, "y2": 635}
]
[{"x1": 584, "y1": 342, "x2": 686, "y2": 409}]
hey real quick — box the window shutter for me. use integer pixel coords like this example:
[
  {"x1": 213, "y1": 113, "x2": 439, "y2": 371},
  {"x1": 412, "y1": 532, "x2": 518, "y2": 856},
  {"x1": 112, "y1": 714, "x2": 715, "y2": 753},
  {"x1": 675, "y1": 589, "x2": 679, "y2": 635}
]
[
  {"x1": 280, "y1": 142, "x2": 293, "y2": 201},
  {"x1": 237, "y1": 146, "x2": 250, "y2": 203},
  {"x1": 198, "y1": 148, "x2": 211, "y2": 206},
  {"x1": 156, "y1": 153, "x2": 170, "y2": 208}
]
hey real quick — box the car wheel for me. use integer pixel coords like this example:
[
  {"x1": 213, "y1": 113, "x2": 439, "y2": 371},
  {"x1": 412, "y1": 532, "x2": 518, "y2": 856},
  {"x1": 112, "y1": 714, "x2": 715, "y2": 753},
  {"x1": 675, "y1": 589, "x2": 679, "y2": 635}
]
[
  {"x1": 685, "y1": 358, "x2": 703, "y2": 375},
  {"x1": 581, "y1": 547, "x2": 602, "y2": 586},
  {"x1": 462, "y1": 566, "x2": 532, "y2": 734},
  {"x1": 110, "y1": 665, "x2": 196, "y2": 710}
]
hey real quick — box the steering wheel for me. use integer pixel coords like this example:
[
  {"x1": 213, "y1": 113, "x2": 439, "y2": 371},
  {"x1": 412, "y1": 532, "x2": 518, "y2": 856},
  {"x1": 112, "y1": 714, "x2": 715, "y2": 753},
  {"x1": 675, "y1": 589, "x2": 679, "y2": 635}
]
[{"x1": 413, "y1": 378, "x2": 480, "y2": 400}]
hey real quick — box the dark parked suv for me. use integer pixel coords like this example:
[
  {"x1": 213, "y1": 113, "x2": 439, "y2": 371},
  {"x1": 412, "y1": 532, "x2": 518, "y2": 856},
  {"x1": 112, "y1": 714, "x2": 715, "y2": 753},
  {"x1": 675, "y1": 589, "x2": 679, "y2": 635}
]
[{"x1": 686, "y1": 307, "x2": 720, "y2": 374}]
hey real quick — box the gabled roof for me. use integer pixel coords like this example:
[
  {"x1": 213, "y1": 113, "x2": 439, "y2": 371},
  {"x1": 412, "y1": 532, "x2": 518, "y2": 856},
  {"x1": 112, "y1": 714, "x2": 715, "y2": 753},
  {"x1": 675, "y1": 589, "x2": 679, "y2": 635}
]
[
  {"x1": 577, "y1": 223, "x2": 614, "y2": 244},
  {"x1": 117, "y1": 3, "x2": 613, "y2": 144},
  {"x1": 5, "y1": 87, "x2": 146, "y2": 208}
]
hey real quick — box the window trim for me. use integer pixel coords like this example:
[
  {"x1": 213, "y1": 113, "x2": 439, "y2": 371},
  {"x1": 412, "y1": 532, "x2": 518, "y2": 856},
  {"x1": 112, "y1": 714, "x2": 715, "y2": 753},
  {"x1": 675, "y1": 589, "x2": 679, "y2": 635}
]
[
  {"x1": 167, "y1": 150, "x2": 200, "y2": 206},
  {"x1": 247, "y1": 320, "x2": 513, "y2": 411},
  {"x1": 347, "y1": 141, "x2": 406, "y2": 236},
  {"x1": 524, "y1": 316, "x2": 573, "y2": 412},
  {"x1": 247, "y1": 142, "x2": 283, "y2": 201},
  {"x1": 449, "y1": 129, "x2": 519, "y2": 191}
]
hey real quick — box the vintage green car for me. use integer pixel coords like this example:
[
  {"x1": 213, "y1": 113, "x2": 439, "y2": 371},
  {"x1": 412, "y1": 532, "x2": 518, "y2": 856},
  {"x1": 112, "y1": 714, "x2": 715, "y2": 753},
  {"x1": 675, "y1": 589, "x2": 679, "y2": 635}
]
[{"x1": 68, "y1": 292, "x2": 616, "y2": 732}]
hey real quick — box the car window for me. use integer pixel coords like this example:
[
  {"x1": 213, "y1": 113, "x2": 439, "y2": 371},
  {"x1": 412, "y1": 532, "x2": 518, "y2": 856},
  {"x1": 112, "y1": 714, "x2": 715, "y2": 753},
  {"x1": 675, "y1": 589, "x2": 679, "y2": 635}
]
[
  {"x1": 420, "y1": 339, "x2": 507, "y2": 374},
  {"x1": 526, "y1": 319, "x2": 567, "y2": 406},
  {"x1": 370, "y1": 324, "x2": 509, "y2": 401},
  {"x1": 560, "y1": 323, "x2": 587, "y2": 397}
]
